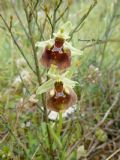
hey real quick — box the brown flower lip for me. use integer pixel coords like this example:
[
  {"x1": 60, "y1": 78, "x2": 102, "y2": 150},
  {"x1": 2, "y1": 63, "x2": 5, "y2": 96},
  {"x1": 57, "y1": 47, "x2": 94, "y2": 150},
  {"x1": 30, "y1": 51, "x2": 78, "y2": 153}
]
[
  {"x1": 46, "y1": 81, "x2": 77, "y2": 112},
  {"x1": 40, "y1": 37, "x2": 71, "y2": 70}
]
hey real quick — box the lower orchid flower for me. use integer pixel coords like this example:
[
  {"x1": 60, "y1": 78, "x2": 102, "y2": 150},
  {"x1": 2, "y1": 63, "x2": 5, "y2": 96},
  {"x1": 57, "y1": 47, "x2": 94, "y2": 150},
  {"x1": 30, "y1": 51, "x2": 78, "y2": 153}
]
[
  {"x1": 36, "y1": 66, "x2": 78, "y2": 112},
  {"x1": 46, "y1": 81, "x2": 77, "y2": 112}
]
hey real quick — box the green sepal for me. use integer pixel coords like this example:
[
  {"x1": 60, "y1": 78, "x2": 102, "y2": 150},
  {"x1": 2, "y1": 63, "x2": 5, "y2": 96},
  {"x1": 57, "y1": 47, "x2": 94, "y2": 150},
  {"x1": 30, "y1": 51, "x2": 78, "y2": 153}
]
[{"x1": 36, "y1": 79, "x2": 54, "y2": 95}]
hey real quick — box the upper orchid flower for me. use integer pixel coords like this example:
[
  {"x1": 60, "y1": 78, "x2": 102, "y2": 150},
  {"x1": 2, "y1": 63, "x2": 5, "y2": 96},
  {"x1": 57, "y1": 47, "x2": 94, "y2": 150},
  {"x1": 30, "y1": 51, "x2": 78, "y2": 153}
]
[{"x1": 35, "y1": 21, "x2": 83, "y2": 70}]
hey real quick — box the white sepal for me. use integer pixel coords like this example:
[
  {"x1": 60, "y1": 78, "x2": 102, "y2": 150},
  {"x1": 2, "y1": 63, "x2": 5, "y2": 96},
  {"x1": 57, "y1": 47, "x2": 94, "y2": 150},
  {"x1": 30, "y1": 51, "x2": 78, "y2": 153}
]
[
  {"x1": 35, "y1": 39, "x2": 54, "y2": 48},
  {"x1": 64, "y1": 41, "x2": 83, "y2": 56}
]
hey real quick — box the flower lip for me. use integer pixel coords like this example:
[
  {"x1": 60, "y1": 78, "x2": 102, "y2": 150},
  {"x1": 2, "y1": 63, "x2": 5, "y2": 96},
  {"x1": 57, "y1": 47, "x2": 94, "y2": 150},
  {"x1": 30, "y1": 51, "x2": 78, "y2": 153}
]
[
  {"x1": 46, "y1": 82, "x2": 77, "y2": 112},
  {"x1": 40, "y1": 43, "x2": 71, "y2": 70}
]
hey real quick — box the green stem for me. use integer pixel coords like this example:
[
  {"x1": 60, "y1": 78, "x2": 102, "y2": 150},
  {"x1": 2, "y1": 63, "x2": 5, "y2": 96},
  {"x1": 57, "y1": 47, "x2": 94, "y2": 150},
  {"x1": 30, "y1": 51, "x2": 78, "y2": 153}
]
[{"x1": 57, "y1": 111, "x2": 63, "y2": 137}]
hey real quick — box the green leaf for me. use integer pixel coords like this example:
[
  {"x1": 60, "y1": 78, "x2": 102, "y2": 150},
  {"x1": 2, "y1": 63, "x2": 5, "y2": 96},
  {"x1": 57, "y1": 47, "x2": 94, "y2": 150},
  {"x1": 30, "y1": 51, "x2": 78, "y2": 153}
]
[
  {"x1": 48, "y1": 125, "x2": 62, "y2": 149},
  {"x1": 95, "y1": 128, "x2": 108, "y2": 142},
  {"x1": 56, "y1": 111, "x2": 63, "y2": 137},
  {"x1": 36, "y1": 79, "x2": 54, "y2": 95},
  {"x1": 77, "y1": 145, "x2": 87, "y2": 159}
]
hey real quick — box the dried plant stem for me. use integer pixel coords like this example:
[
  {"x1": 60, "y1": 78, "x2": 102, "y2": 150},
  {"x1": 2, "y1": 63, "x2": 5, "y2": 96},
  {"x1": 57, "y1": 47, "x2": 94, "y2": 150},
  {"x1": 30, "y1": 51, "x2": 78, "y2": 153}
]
[
  {"x1": 105, "y1": 147, "x2": 120, "y2": 160},
  {"x1": 55, "y1": 6, "x2": 69, "y2": 23},
  {"x1": 0, "y1": 14, "x2": 36, "y2": 75},
  {"x1": 67, "y1": 93, "x2": 119, "y2": 158},
  {"x1": 0, "y1": 116, "x2": 30, "y2": 159},
  {"x1": 17, "y1": 69, "x2": 44, "y2": 113},
  {"x1": 51, "y1": 0, "x2": 62, "y2": 37},
  {"x1": 22, "y1": 0, "x2": 41, "y2": 85},
  {"x1": 69, "y1": 0, "x2": 97, "y2": 41},
  {"x1": 11, "y1": 1, "x2": 29, "y2": 40},
  {"x1": 22, "y1": 2, "x2": 55, "y2": 158},
  {"x1": 80, "y1": 39, "x2": 120, "y2": 50},
  {"x1": 99, "y1": 0, "x2": 119, "y2": 68},
  {"x1": 26, "y1": 0, "x2": 44, "y2": 40}
]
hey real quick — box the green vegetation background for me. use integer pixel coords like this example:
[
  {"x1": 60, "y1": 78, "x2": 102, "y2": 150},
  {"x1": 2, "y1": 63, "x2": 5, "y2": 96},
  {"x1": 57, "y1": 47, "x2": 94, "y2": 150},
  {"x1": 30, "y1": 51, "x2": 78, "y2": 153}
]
[{"x1": 0, "y1": 0, "x2": 120, "y2": 160}]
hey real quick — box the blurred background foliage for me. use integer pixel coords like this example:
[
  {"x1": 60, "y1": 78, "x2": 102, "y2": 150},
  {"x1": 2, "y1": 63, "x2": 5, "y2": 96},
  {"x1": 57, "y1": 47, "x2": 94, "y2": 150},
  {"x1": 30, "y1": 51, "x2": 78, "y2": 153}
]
[{"x1": 0, "y1": 0, "x2": 120, "y2": 160}]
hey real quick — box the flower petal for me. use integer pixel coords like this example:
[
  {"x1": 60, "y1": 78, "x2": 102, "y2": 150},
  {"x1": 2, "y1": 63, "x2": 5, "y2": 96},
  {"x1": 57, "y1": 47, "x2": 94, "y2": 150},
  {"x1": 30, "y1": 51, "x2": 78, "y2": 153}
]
[
  {"x1": 53, "y1": 21, "x2": 73, "y2": 40},
  {"x1": 65, "y1": 42, "x2": 83, "y2": 56},
  {"x1": 36, "y1": 79, "x2": 54, "y2": 95},
  {"x1": 62, "y1": 77, "x2": 79, "y2": 88},
  {"x1": 35, "y1": 39, "x2": 54, "y2": 48}
]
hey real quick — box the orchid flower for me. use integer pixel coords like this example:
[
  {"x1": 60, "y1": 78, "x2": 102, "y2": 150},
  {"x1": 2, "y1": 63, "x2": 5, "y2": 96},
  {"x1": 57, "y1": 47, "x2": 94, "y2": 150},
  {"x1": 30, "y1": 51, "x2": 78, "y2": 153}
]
[
  {"x1": 36, "y1": 65, "x2": 78, "y2": 112},
  {"x1": 35, "y1": 21, "x2": 83, "y2": 70}
]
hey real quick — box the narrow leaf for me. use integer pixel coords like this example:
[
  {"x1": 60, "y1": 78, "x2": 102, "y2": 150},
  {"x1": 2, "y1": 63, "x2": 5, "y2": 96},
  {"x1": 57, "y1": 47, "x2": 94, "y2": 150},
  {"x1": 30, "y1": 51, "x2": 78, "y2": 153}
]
[{"x1": 48, "y1": 125, "x2": 62, "y2": 149}]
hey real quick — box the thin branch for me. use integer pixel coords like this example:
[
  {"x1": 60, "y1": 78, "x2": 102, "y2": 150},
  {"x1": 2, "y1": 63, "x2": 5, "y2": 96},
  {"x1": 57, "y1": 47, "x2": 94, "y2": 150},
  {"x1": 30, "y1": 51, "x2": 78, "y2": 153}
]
[
  {"x1": 26, "y1": 0, "x2": 44, "y2": 40},
  {"x1": 55, "y1": 6, "x2": 69, "y2": 23},
  {"x1": 11, "y1": 0, "x2": 30, "y2": 40},
  {"x1": 46, "y1": 12, "x2": 53, "y2": 29},
  {"x1": 67, "y1": 93, "x2": 119, "y2": 158},
  {"x1": 0, "y1": 116, "x2": 30, "y2": 159},
  {"x1": 22, "y1": 0, "x2": 41, "y2": 85},
  {"x1": 0, "y1": 14, "x2": 36, "y2": 74},
  {"x1": 27, "y1": 0, "x2": 39, "y2": 22},
  {"x1": 22, "y1": 1, "x2": 55, "y2": 159},
  {"x1": 51, "y1": 0, "x2": 62, "y2": 37},
  {"x1": 80, "y1": 39, "x2": 120, "y2": 50},
  {"x1": 31, "y1": 144, "x2": 40, "y2": 160},
  {"x1": 17, "y1": 68, "x2": 44, "y2": 113},
  {"x1": 69, "y1": 0, "x2": 97, "y2": 41},
  {"x1": 99, "y1": 0, "x2": 119, "y2": 67},
  {"x1": 105, "y1": 147, "x2": 120, "y2": 160}
]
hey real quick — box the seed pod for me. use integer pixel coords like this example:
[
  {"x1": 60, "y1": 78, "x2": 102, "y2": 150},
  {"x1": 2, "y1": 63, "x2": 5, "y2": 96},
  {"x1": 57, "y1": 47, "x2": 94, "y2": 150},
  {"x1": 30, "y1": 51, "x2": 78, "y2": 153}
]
[{"x1": 46, "y1": 81, "x2": 77, "y2": 112}]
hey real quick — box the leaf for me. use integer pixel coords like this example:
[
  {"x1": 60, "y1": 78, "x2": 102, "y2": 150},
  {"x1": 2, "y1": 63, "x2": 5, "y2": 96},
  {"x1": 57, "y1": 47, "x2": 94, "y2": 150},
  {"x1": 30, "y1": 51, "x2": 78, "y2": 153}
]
[
  {"x1": 77, "y1": 145, "x2": 87, "y2": 159},
  {"x1": 48, "y1": 125, "x2": 63, "y2": 149},
  {"x1": 95, "y1": 128, "x2": 108, "y2": 142},
  {"x1": 56, "y1": 111, "x2": 63, "y2": 137},
  {"x1": 36, "y1": 79, "x2": 54, "y2": 95}
]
